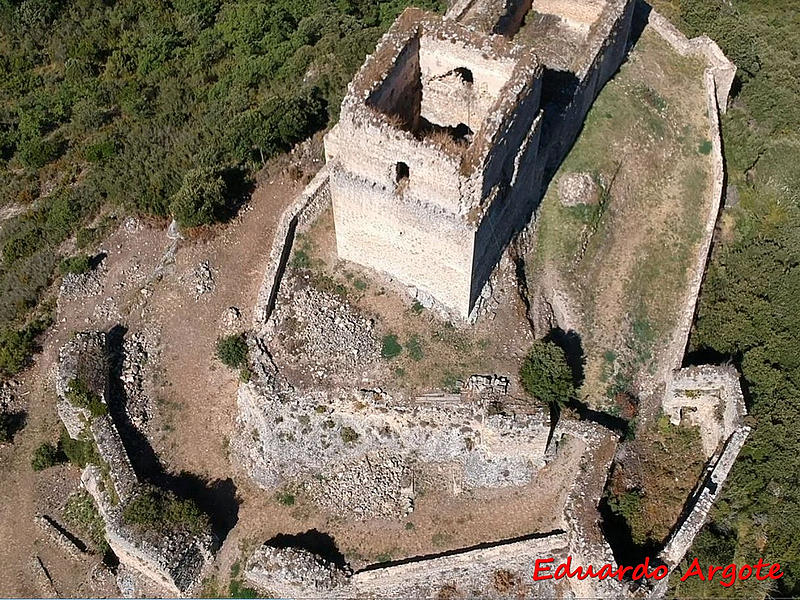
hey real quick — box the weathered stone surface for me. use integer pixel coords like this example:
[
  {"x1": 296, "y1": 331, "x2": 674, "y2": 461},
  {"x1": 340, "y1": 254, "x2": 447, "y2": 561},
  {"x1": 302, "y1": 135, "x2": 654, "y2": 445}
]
[
  {"x1": 234, "y1": 380, "x2": 551, "y2": 520},
  {"x1": 56, "y1": 333, "x2": 217, "y2": 596},
  {"x1": 324, "y1": 0, "x2": 635, "y2": 318},
  {"x1": 244, "y1": 546, "x2": 351, "y2": 599},
  {"x1": 557, "y1": 172, "x2": 600, "y2": 206}
]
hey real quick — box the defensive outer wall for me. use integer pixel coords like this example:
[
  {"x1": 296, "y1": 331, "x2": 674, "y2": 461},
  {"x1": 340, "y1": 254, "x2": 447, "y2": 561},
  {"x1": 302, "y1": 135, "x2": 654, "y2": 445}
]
[{"x1": 241, "y1": 5, "x2": 751, "y2": 598}]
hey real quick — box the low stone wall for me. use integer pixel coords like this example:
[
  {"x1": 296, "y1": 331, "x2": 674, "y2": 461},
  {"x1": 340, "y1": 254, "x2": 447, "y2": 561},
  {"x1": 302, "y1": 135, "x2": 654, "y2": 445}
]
[
  {"x1": 659, "y1": 425, "x2": 751, "y2": 569},
  {"x1": 352, "y1": 534, "x2": 571, "y2": 598},
  {"x1": 555, "y1": 420, "x2": 623, "y2": 598},
  {"x1": 241, "y1": 418, "x2": 621, "y2": 599},
  {"x1": 82, "y1": 467, "x2": 215, "y2": 597},
  {"x1": 56, "y1": 333, "x2": 217, "y2": 596},
  {"x1": 252, "y1": 166, "x2": 331, "y2": 327}
]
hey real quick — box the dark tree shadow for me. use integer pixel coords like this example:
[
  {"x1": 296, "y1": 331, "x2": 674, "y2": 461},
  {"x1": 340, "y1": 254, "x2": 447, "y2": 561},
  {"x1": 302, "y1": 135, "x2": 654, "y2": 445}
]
[
  {"x1": 218, "y1": 166, "x2": 256, "y2": 223},
  {"x1": 170, "y1": 473, "x2": 240, "y2": 540},
  {"x1": 546, "y1": 327, "x2": 585, "y2": 388},
  {"x1": 629, "y1": 0, "x2": 652, "y2": 51},
  {"x1": 89, "y1": 252, "x2": 107, "y2": 270},
  {"x1": 0, "y1": 410, "x2": 27, "y2": 442}
]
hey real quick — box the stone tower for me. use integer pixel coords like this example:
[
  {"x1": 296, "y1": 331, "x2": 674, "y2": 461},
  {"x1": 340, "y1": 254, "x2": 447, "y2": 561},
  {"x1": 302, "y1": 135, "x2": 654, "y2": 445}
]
[{"x1": 324, "y1": 0, "x2": 634, "y2": 318}]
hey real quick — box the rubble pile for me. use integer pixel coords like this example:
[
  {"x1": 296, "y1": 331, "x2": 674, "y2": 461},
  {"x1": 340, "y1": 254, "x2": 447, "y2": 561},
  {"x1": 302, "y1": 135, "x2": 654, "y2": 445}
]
[
  {"x1": 120, "y1": 327, "x2": 160, "y2": 432},
  {"x1": 59, "y1": 257, "x2": 107, "y2": 302},
  {"x1": 244, "y1": 545, "x2": 350, "y2": 599},
  {"x1": 191, "y1": 260, "x2": 215, "y2": 299},
  {"x1": 266, "y1": 280, "x2": 381, "y2": 382}
]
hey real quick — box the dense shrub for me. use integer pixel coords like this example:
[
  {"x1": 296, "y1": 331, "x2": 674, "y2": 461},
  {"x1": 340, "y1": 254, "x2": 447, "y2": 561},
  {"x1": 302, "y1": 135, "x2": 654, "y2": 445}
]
[
  {"x1": 215, "y1": 334, "x2": 248, "y2": 369},
  {"x1": 59, "y1": 254, "x2": 91, "y2": 276},
  {"x1": 340, "y1": 426, "x2": 359, "y2": 443},
  {"x1": 65, "y1": 377, "x2": 107, "y2": 418},
  {"x1": 122, "y1": 486, "x2": 209, "y2": 534},
  {"x1": 381, "y1": 334, "x2": 402, "y2": 359},
  {"x1": 0, "y1": 316, "x2": 50, "y2": 380},
  {"x1": 31, "y1": 442, "x2": 65, "y2": 471},
  {"x1": 519, "y1": 340, "x2": 575, "y2": 408},
  {"x1": 169, "y1": 166, "x2": 228, "y2": 228}
]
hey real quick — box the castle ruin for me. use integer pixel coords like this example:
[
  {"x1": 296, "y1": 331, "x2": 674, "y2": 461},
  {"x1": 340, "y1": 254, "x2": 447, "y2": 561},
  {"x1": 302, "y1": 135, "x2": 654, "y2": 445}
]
[{"x1": 324, "y1": 0, "x2": 635, "y2": 317}]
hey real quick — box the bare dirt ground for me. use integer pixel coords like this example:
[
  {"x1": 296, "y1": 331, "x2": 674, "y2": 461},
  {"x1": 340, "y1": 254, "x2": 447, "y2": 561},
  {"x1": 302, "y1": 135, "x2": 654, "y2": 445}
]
[{"x1": 0, "y1": 146, "x2": 309, "y2": 595}]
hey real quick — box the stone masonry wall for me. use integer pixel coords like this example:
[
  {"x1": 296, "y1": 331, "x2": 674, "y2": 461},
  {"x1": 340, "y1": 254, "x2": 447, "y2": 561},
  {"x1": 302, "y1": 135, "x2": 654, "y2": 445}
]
[
  {"x1": 252, "y1": 165, "x2": 330, "y2": 326},
  {"x1": 57, "y1": 333, "x2": 217, "y2": 596},
  {"x1": 664, "y1": 365, "x2": 746, "y2": 457},
  {"x1": 419, "y1": 34, "x2": 517, "y2": 131}
]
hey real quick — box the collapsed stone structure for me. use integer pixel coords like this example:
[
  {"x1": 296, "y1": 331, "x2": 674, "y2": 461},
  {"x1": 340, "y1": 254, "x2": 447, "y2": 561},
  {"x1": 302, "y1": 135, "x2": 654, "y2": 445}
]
[
  {"x1": 56, "y1": 332, "x2": 216, "y2": 596},
  {"x1": 664, "y1": 365, "x2": 746, "y2": 457},
  {"x1": 325, "y1": 0, "x2": 634, "y2": 318},
  {"x1": 234, "y1": 4, "x2": 751, "y2": 599},
  {"x1": 242, "y1": 420, "x2": 622, "y2": 599},
  {"x1": 235, "y1": 364, "x2": 551, "y2": 520}
]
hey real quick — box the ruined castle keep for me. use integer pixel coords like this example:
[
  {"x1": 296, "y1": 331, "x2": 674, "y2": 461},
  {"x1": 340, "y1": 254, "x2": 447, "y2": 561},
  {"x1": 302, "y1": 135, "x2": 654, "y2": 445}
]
[{"x1": 324, "y1": 0, "x2": 634, "y2": 317}]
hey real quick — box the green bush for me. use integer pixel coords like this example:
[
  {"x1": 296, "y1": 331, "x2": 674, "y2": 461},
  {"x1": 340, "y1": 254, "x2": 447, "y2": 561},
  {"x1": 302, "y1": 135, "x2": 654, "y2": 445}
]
[
  {"x1": 340, "y1": 426, "x2": 359, "y2": 444},
  {"x1": 60, "y1": 429, "x2": 101, "y2": 468},
  {"x1": 381, "y1": 334, "x2": 402, "y2": 359},
  {"x1": 32, "y1": 442, "x2": 64, "y2": 471},
  {"x1": 216, "y1": 334, "x2": 248, "y2": 369},
  {"x1": 519, "y1": 340, "x2": 575, "y2": 408},
  {"x1": 275, "y1": 490, "x2": 295, "y2": 506},
  {"x1": 169, "y1": 166, "x2": 228, "y2": 228},
  {"x1": 122, "y1": 486, "x2": 209, "y2": 535},
  {"x1": 0, "y1": 315, "x2": 50, "y2": 380},
  {"x1": 65, "y1": 378, "x2": 107, "y2": 417},
  {"x1": 59, "y1": 254, "x2": 92, "y2": 276}
]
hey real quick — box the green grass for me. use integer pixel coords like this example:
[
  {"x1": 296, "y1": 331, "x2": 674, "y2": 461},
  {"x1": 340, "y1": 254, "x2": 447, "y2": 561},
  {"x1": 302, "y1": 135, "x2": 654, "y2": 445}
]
[{"x1": 528, "y1": 29, "x2": 711, "y2": 405}]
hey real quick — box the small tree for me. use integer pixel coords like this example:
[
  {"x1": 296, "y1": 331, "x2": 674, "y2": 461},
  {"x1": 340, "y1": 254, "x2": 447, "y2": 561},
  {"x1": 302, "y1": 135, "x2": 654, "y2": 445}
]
[
  {"x1": 169, "y1": 166, "x2": 227, "y2": 228},
  {"x1": 216, "y1": 334, "x2": 248, "y2": 369},
  {"x1": 519, "y1": 340, "x2": 575, "y2": 408},
  {"x1": 32, "y1": 442, "x2": 64, "y2": 471}
]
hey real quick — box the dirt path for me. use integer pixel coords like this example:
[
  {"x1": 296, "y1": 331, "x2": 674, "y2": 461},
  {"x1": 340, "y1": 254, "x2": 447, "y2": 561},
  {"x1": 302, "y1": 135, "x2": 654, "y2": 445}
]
[{"x1": 0, "y1": 156, "x2": 306, "y2": 595}]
